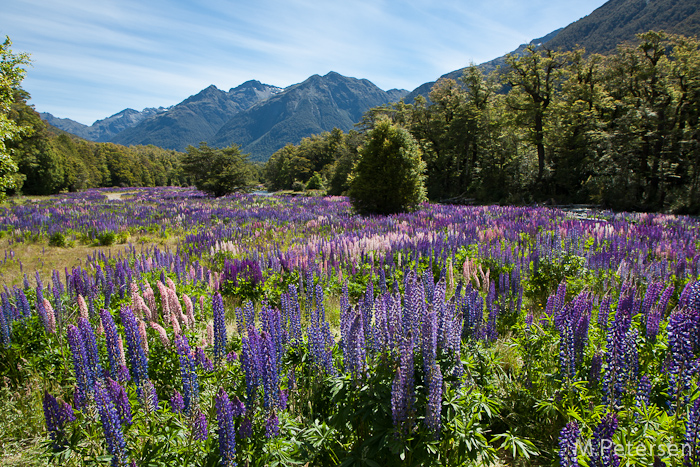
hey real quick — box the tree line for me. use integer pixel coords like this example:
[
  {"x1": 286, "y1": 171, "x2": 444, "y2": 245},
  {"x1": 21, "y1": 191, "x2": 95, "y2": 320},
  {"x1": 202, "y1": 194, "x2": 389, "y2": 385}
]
[
  {"x1": 264, "y1": 31, "x2": 700, "y2": 214},
  {"x1": 6, "y1": 93, "x2": 188, "y2": 195}
]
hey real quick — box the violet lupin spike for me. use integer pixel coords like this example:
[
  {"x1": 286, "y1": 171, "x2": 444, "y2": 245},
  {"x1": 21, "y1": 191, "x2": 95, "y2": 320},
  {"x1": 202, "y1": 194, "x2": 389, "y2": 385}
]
[
  {"x1": 95, "y1": 383, "x2": 130, "y2": 467},
  {"x1": 212, "y1": 293, "x2": 227, "y2": 363},
  {"x1": 215, "y1": 387, "x2": 237, "y2": 467},
  {"x1": 119, "y1": 306, "x2": 149, "y2": 398},
  {"x1": 558, "y1": 421, "x2": 580, "y2": 467},
  {"x1": 425, "y1": 363, "x2": 443, "y2": 438}
]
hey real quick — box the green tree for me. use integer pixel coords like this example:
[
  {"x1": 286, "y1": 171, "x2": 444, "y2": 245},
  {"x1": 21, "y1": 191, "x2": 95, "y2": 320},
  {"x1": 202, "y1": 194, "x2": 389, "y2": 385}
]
[
  {"x1": 504, "y1": 46, "x2": 569, "y2": 187},
  {"x1": 182, "y1": 142, "x2": 252, "y2": 196},
  {"x1": 0, "y1": 37, "x2": 31, "y2": 197},
  {"x1": 306, "y1": 172, "x2": 324, "y2": 190},
  {"x1": 348, "y1": 118, "x2": 426, "y2": 215},
  {"x1": 6, "y1": 93, "x2": 65, "y2": 194},
  {"x1": 548, "y1": 50, "x2": 605, "y2": 203},
  {"x1": 327, "y1": 130, "x2": 363, "y2": 196}
]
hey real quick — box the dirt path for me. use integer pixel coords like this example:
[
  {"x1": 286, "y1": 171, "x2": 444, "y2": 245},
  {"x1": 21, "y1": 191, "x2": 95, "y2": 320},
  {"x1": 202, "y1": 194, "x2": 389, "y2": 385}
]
[{"x1": 104, "y1": 191, "x2": 137, "y2": 201}]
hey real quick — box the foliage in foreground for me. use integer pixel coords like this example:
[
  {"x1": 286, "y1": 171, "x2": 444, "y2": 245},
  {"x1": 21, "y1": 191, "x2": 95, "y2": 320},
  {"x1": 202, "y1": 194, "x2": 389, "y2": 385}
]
[{"x1": 0, "y1": 189, "x2": 699, "y2": 466}]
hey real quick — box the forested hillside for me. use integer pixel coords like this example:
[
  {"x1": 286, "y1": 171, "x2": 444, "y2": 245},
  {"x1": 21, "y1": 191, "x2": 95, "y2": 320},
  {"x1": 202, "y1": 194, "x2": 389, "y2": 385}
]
[
  {"x1": 407, "y1": 0, "x2": 700, "y2": 104},
  {"x1": 7, "y1": 93, "x2": 187, "y2": 195},
  {"x1": 265, "y1": 32, "x2": 700, "y2": 214},
  {"x1": 545, "y1": 0, "x2": 700, "y2": 55}
]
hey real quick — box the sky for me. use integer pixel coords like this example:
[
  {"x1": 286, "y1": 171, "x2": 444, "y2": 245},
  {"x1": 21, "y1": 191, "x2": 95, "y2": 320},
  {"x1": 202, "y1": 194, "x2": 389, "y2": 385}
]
[{"x1": 3, "y1": 0, "x2": 609, "y2": 125}]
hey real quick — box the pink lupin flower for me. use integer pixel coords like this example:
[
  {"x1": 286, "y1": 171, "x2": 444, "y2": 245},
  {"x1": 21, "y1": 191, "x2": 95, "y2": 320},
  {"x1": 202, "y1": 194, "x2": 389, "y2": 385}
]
[
  {"x1": 43, "y1": 299, "x2": 56, "y2": 334},
  {"x1": 138, "y1": 320, "x2": 149, "y2": 354},
  {"x1": 206, "y1": 323, "x2": 214, "y2": 347},
  {"x1": 149, "y1": 322, "x2": 170, "y2": 346},
  {"x1": 171, "y1": 311, "x2": 182, "y2": 336},
  {"x1": 183, "y1": 294, "x2": 195, "y2": 327},
  {"x1": 156, "y1": 281, "x2": 171, "y2": 325},
  {"x1": 77, "y1": 294, "x2": 89, "y2": 321},
  {"x1": 143, "y1": 283, "x2": 157, "y2": 314},
  {"x1": 116, "y1": 336, "x2": 127, "y2": 367}
]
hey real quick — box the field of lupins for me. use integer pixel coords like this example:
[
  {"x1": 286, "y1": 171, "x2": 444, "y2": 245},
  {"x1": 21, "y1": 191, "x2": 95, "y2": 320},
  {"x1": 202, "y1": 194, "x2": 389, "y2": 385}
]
[{"x1": 1, "y1": 188, "x2": 700, "y2": 466}]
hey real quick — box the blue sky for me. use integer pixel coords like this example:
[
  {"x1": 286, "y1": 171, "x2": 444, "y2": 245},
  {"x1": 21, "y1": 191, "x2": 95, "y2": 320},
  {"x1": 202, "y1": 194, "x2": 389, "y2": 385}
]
[{"x1": 3, "y1": 0, "x2": 608, "y2": 125}]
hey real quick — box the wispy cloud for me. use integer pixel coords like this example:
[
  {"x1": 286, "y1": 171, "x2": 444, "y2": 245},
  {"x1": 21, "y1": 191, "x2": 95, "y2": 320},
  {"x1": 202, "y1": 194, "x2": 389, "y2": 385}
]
[{"x1": 2, "y1": 0, "x2": 608, "y2": 124}]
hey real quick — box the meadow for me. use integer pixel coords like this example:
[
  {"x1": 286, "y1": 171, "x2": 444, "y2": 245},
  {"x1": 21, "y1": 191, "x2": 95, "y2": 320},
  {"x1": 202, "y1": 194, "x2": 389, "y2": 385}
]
[{"x1": 0, "y1": 186, "x2": 699, "y2": 466}]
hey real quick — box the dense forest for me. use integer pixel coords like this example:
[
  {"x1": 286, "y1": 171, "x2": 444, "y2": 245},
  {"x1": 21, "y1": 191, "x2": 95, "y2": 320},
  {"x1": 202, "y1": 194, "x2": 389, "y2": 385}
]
[
  {"x1": 265, "y1": 31, "x2": 700, "y2": 214},
  {"x1": 6, "y1": 92, "x2": 188, "y2": 195}
]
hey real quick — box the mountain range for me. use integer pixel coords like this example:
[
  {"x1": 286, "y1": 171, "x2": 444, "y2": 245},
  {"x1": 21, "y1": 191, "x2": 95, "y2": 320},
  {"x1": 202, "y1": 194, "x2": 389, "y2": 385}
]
[{"x1": 40, "y1": 0, "x2": 700, "y2": 161}]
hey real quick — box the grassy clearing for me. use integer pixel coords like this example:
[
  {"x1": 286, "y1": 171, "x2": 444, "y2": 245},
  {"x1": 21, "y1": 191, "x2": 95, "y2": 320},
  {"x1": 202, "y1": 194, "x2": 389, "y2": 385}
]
[{"x1": 0, "y1": 235, "x2": 181, "y2": 288}]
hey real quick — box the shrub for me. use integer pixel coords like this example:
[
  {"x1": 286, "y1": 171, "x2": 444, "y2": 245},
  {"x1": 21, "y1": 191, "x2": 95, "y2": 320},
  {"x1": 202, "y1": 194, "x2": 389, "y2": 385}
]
[
  {"x1": 348, "y1": 118, "x2": 426, "y2": 215},
  {"x1": 97, "y1": 230, "x2": 116, "y2": 246},
  {"x1": 306, "y1": 172, "x2": 324, "y2": 191},
  {"x1": 48, "y1": 232, "x2": 67, "y2": 247}
]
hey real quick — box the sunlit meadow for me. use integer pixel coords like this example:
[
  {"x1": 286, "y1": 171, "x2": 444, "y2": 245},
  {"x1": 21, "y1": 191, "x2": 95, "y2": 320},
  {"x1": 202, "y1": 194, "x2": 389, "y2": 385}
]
[{"x1": 1, "y1": 187, "x2": 699, "y2": 466}]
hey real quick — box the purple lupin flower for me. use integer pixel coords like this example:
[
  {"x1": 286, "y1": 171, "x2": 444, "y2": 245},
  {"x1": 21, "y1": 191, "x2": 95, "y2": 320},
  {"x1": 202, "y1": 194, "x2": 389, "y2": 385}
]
[
  {"x1": 170, "y1": 390, "x2": 185, "y2": 414},
  {"x1": 142, "y1": 380, "x2": 159, "y2": 412},
  {"x1": 78, "y1": 317, "x2": 103, "y2": 380},
  {"x1": 43, "y1": 391, "x2": 76, "y2": 449},
  {"x1": 215, "y1": 387, "x2": 237, "y2": 467},
  {"x1": 646, "y1": 285, "x2": 673, "y2": 342},
  {"x1": 119, "y1": 306, "x2": 149, "y2": 398},
  {"x1": 559, "y1": 319, "x2": 576, "y2": 381},
  {"x1": 306, "y1": 308, "x2": 336, "y2": 377},
  {"x1": 591, "y1": 413, "x2": 619, "y2": 467},
  {"x1": 66, "y1": 324, "x2": 94, "y2": 402},
  {"x1": 35, "y1": 288, "x2": 49, "y2": 333},
  {"x1": 391, "y1": 334, "x2": 415, "y2": 436},
  {"x1": 597, "y1": 295, "x2": 612, "y2": 332},
  {"x1": 635, "y1": 375, "x2": 652, "y2": 408},
  {"x1": 191, "y1": 409, "x2": 208, "y2": 441},
  {"x1": 239, "y1": 413, "x2": 253, "y2": 439},
  {"x1": 175, "y1": 335, "x2": 199, "y2": 416},
  {"x1": 14, "y1": 288, "x2": 31, "y2": 318},
  {"x1": 260, "y1": 331, "x2": 280, "y2": 410},
  {"x1": 640, "y1": 282, "x2": 663, "y2": 321},
  {"x1": 265, "y1": 411, "x2": 279, "y2": 438},
  {"x1": 212, "y1": 293, "x2": 227, "y2": 363},
  {"x1": 230, "y1": 395, "x2": 245, "y2": 418},
  {"x1": 101, "y1": 309, "x2": 121, "y2": 381},
  {"x1": 95, "y1": 383, "x2": 129, "y2": 467},
  {"x1": 195, "y1": 347, "x2": 214, "y2": 372},
  {"x1": 558, "y1": 421, "x2": 580, "y2": 467},
  {"x1": 425, "y1": 363, "x2": 443, "y2": 438},
  {"x1": 105, "y1": 378, "x2": 133, "y2": 426},
  {"x1": 343, "y1": 307, "x2": 366, "y2": 380},
  {"x1": 241, "y1": 328, "x2": 262, "y2": 406},
  {"x1": 421, "y1": 300, "x2": 438, "y2": 376},
  {"x1": 0, "y1": 295, "x2": 10, "y2": 346},
  {"x1": 685, "y1": 397, "x2": 700, "y2": 466},
  {"x1": 602, "y1": 289, "x2": 635, "y2": 406},
  {"x1": 667, "y1": 307, "x2": 698, "y2": 412}
]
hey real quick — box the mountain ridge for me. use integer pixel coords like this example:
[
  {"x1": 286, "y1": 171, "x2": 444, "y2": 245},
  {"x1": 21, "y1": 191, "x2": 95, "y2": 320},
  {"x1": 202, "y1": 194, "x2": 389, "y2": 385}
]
[
  {"x1": 109, "y1": 80, "x2": 284, "y2": 151},
  {"x1": 40, "y1": 107, "x2": 169, "y2": 142},
  {"x1": 210, "y1": 71, "x2": 408, "y2": 160}
]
